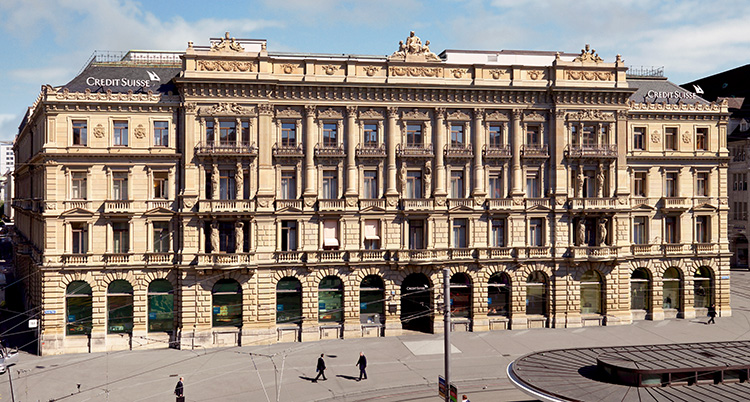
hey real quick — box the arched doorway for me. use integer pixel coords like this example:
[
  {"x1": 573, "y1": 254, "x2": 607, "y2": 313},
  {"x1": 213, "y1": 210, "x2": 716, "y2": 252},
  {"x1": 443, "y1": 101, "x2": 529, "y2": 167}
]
[
  {"x1": 401, "y1": 273, "x2": 432, "y2": 333},
  {"x1": 147, "y1": 279, "x2": 174, "y2": 332},
  {"x1": 107, "y1": 280, "x2": 133, "y2": 334},
  {"x1": 450, "y1": 273, "x2": 472, "y2": 319},
  {"x1": 630, "y1": 268, "x2": 651, "y2": 314},
  {"x1": 694, "y1": 267, "x2": 713, "y2": 308},
  {"x1": 662, "y1": 267, "x2": 682, "y2": 313},
  {"x1": 66, "y1": 281, "x2": 92, "y2": 336},
  {"x1": 488, "y1": 273, "x2": 510, "y2": 317},
  {"x1": 526, "y1": 271, "x2": 548, "y2": 317},
  {"x1": 580, "y1": 270, "x2": 603, "y2": 315}
]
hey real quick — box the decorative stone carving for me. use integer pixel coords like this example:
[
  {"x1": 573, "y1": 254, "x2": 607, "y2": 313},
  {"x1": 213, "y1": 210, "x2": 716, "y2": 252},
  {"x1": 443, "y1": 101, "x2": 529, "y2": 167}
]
[
  {"x1": 235, "y1": 221, "x2": 244, "y2": 253},
  {"x1": 682, "y1": 132, "x2": 691, "y2": 143},
  {"x1": 451, "y1": 68, "x2": 468, "y2": 79},
  {"x1": 281, "y1": 63, "x2": 296, "y2": 74},
  {"x1": 359, "y1": 108, "x2": 383, "y2": 120},
  {"x1": 389, "y1": 66, "x2": 443, "y2": 77},
  {"x1": 651, "y1": 131, "x2": 660, "y2": 143},
  {"x1": 424, "y1": 160, "x2": 432, "y2": 198},
  {"x1": 566, "y1": 109, "x2": 614, "y2": 121},
  {"x1": 566, "y1": 70, "x2": 612, "y2": 81},
  {"x1": 54, "y1": 87, "x2": 163, "y2": 102},
  {"x1": 318, "y1": 108, "x2": 343, "y2": 119},
  {"x1": 184, "y1": 102, "x2": 197, "y2": 113},
  {"x1": 399, "y1": 163, "x2": 407, "y2": 196},
  {"x1": 576, "y1": 219, "x2": 585, "y2": 246},
  {"x1": 524, "y1": 111, "x2": 546, "y2": 121},
  {"x1": 198, "y1": 60, "x2": 254, "y2": 72},
  {"x1": 134, "y1": 124, "x2": 146, "y2": 139},
  {"x1": 321, "y1": 65, "x2": 339, "y2": 75},
  {"x1": 362, "y1": 66, "x2": 379, "y2": 77},
  {"x1": 596, "y1": 165, "x2": 605, "y2": 198},
  {"x1": 388, "y1": 31, "x2": 440, "y2": 62},
  {"x1": 488, "y1": 68, "x2": 509, "y2": 79},
  {"x1": 211, "y1": 164, "x2": 219, "y2": 199},
  {"x1": 304, "y1": 197, "x2": 316, "y2": 208},
  {"x1": 235, "y1": 162, "x2": 244, "y2": 198},
  {"x1": 402, "y1": 108, "x2": 429, "y2": 120},
  {"x1": 276, "y1": 107, "x2": 301, "y2": 119},
  {"x1": 210, "y1": 32, "x2": 244, "y2": 52},
  {"x1": 258, "y1": 104, "x2": 274, "y2": 116},
  {"x1": 210, "y1": 221, "x2": 220, "y2": 252},
  {"x1": 447, "y1": 110, "x2": 470, "y2": 121},
  {"x1": 200, "y1": 102, "x2": 248, "y2": 116},
  {"x1": 598, "y1": 218, "x2": 608, "y2": 246},
  {"x1": 485, "y1": 110, "x2": 508, "y2": 121},
  {"x1": 527, "y1": 70, "x2": 544, "y2": 80},
  {"x1": 93, "y1": 124, "x2": 105, "y2": 139},
  {"x1": 573, "y1": 44, "x2": 603, "y2": 63},
  {"x1": 346, "y1": 106, "x2": 357, "y2": 118}
]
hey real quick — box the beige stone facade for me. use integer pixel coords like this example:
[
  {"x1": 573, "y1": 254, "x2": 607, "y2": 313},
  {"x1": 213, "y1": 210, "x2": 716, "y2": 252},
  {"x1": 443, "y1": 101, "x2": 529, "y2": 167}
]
[{"x1": 13, "y1": 33, "x2": 731, "y2": 355}]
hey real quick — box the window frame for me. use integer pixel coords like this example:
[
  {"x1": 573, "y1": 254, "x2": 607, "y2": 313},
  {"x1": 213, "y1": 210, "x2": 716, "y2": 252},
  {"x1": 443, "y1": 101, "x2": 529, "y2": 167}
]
[
  {"x1": 153, "y1": 121, "x2": 169, "y2": 147},
  {"x1": 72, "y1": 120, "x2": 88, "y2": 146},
  {"x1": 113, "y1": 120, "x2": 129, "y2": 147}
]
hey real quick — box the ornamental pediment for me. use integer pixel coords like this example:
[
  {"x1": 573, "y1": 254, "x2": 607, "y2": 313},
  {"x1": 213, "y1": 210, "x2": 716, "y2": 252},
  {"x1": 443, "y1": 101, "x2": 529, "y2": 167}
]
[
  {"x1": 276, "y1": 107, "x2": 302, "y2": 119},
  {"x1": 526, "y1": 204, "x2": 551, "y2": 212},
  {"x1": 448, "y1": 204, "x2": 474, "y2": 213},
  {"x1": 402, "y1": 108, "x2": 430, "y2": 120},
  {"x1": 318, "y1": 108, "x2": 343, "y2": 119},
  {"x1": 388, "y1": 31, "x2": 441, "y2": 63},
  {"x1": 447, "y1": 110, "x2": 471, "y2": 121},
  {"x1": 359, "y1": 108, "x2": 384, "y2": 120},
  {"x1": 143, "y1": 207, "x2": 175, "y2": 216},
  {"x1": 60, "y1": 207, "x2": 94, "y2": 217},
  {"x1": 275, "y1": 205, "x2": 303, "y2": 213},
  {"x1": 566, "y1": 109, "x2": 615, "y2": 122},
  {"x1": 359, "y1": 205, "x2": 386, "y2": 213},
  {"x1": 485, "y1": 110, "x2": 509, "y2": 122},
  {"x1": 523, "y1": 111, "x2": 546, "y2": 122},
  {"x1": 198, "y1": 102, "x2": 255, "y2": 116}
]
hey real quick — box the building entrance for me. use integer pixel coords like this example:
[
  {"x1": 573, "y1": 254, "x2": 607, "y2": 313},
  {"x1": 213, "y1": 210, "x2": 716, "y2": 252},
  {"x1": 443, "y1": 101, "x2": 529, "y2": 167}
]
[{"x1": 401, "y1": 273, "x2": 432, "y2": 333}]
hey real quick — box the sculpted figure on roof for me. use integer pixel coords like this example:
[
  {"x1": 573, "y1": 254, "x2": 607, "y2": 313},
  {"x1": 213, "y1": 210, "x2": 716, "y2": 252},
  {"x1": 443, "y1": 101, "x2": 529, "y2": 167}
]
[
  {"x1": 211, "y1": 32, "x2": 244, "y2": 52},
  {"x1": 574, "y1": 44, "x2": 603, "y2": 63},
  {"x1": 389, "y1": 31, "x2": 440, "y2": 62}
]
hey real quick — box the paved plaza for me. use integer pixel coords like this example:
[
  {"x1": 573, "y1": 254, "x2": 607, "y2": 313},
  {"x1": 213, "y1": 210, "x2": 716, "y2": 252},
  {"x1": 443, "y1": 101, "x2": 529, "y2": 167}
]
[{"x1": 1, "y1": 269, "x2": 749, "y2": 402}]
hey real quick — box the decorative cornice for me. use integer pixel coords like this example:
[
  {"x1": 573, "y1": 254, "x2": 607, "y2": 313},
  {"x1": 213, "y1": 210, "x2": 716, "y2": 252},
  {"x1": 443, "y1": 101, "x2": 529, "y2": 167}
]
[
  {"x1": 389, "y1": 66, "x2": 443, "y2": 77},
  {"x1": 198, "y1": 60, "x2": 255, "y2": 72},
  {"x1": 629, "y1": 101, "x2": 723, "y2": 112},
  {"x1": 566, "y1": 70, "x2": 613, "y2": 81},
  {"x1": 52, "y1": 88, "x2": 169, "y2": 103}
]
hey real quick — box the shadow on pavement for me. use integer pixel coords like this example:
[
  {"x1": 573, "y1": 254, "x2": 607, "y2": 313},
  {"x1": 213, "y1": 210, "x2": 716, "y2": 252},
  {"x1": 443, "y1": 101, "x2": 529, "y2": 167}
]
[{"x1": 335, "y1": 374, "x2": 360, "y2": 381}]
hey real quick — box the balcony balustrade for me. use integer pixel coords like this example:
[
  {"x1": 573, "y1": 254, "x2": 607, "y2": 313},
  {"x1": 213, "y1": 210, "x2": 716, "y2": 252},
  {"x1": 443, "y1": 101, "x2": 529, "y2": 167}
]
[
  {"x1": 483, "y1": 144, "x2": 511, "y2": 159},
  {"x1": 275, "y1": 199, "x2": 303, "y2": 211},
  {"x1": 444, "y1": 144, "x2": 474, "y2": 159},
  {"x1": 359, "y1": 199, "x2": 385, "y2": 210},
  {"x1": 103, "y1": 253, "x2": 131, "y2": 264},
  {"x1": 520, "y1": 144, "x2": 549, "y2": 158},
  {"x1": 520, "y1": 246, "x2": 551, "y2": 259},
  {"x1": 198, "y1": 199, "x2": 255, "y2": 213},
  {"x1": 397, "y1": 143, "x2": 434, "y2": 158},
  {"x1": 662, "y1": 243, "x2": 687, "y2": 254},
  {"x1": 61, "y1": 254, "x2": 90, "y2": 265},
  {"x1": 662, "y1": 197, "x2": 690, "y2": 209},
  {"x1": 402, "y1": 198, "x2": 434, "y2": 211},
  {"x1": 358, "y1": 249, "x2": 389, "y2": 262},
  {"x1": 197, "y1": 253, "x2": 255, "y2": 265},
  {"x1": 64, "y1": 200, "x2": 92, "y2": 210},
  {"x1": 569, "y1": 197, "x2": 619, "y2": 210},
  {"x1": 314, "y1": 144, "x2": 346, "y2": 158},
  {"x1": 195, "y1": 141, "x2": 258, "y2": 156},
  {"x1": 275, "y1": 251, "x2": 305, "y2": 263},
  {"x1": 356, "y1": 144, "x2": 386, "y2": 158},
  {"x1": 525, "y1": 198, "x2": 550, "y2": 209},
  {"x1": 272, "y1": 143, "x2": 304, "y2": 158},
  {"x1": 631, "y1": 244, "x2": 656, "y2": 255},
  {"x1": 318, "y1": 199, "x2": 346, "y2": 211},
  {"x1": 448, "y1": 248, "x2": 474, "y2": 260},
  {"x1": 448, "y1": 198, "x2": 474, "y2": 209},
  {"x1": 486, "y1": 198, "x2": 514, "y2": 210},
  {"x1": 104, "y1": 200, "x2": 133, "y2": 213},
  {"x1": 146, "y1": 200, "x2": 174, "y2": 210},
  {"x1": 693, "y1": 243, "x2": 717, "y2": 254},
  {"x1": 565, "y1": 144, "x2": 618, "y2": 159},
  {"x1": 144, "y1": 252, "x2": 173, "y2": 264},
  {"x1": 570, "y1": 246, "x2": 619, "y2": 260},
  {"x1": 630, "y1": 197, "x2": 656, "y2": 208},
  {"x1": 316, "y1": 250, "x2": 347, "y2": 263}
]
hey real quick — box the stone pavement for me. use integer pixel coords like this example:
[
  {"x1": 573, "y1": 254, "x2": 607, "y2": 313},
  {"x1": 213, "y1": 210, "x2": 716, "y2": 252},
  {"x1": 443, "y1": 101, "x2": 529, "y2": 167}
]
[{"x1": 2, "y1": 269, "x2": 749, "y2": 402}]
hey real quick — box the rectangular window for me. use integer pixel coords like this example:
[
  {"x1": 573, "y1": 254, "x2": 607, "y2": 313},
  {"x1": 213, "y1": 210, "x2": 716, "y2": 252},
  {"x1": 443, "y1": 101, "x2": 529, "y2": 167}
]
[
  {"x1": 364, "y1": 124, "x2": 378, "y2": 147},
  {"x1": 205, "y1": 121, "x2": 214, "y2": 144},
  {"x1": 241, "y1": 121, "x2": 250, "y2": 143},
  {"x1": 112, "y1": 172, "x2": 128, "y2": 200},
  {"x1": 633, "y1": 127, "x2": 645, "y2": 150},
  {"x1": 665, "y1": 172, "x2": 677, "y2": 197},
  {"x1": 526, "y1": 124, "x2": 540, "y2": 146},
  {"x1": 113, "y1": 120, "x2": 128, "y2": 146},
  {"x1": 363, "y1": 170, "x2": 377, "y2": 199},
  {"x1": 665, "y1": 216, "x2": 678, "y2": 243},
  {"x1": 450, "y1": 170, "x2": 464, "y2": 198},
  {"x1": 488, "y1": 171, "x2": 503, "y2": 198},
  {"x1": 281, "y1": 122, "x2": 296, "y2": 147},
  {"x1": 322, "y1": 170, "x2": 337, "y2": 199},
  {"x1": 744, "y1": 173, "x2": 748, "y2": 191},
  {"x1": 281, "y1": 221, "x2": 297, "y2": 251},
  {"x1": 406, "y1": 124, "x2": 422, "y2": 146},
  {"x1": 491, "y1": 219, "x2": 505, "y2": 247},
  {"x1": 112, "y1": 222, "x2": 129, "y2": 253},
  {"x1": 633, "y1": 172, "x2": 646, "y2": 197},
  {"x1": 71, "y1": 223, "x2": 88, "y2": 254},
  {"x1": 406, "y1": 171, "x2": 422, "y2": 199},
  {"x1": 218, "y1": 222, "x2": 235, "y2": 253},
  {"x1": 364, "y1": 219, "x2": 380, "y2": 250},
  {"x1": 219, "y1": 121, "x2": 236, "y2": 146},
  {"x1": 696, "y1": 216, "x2": 709, "y2": 243},
  {"x1": 323, "y1": 220, "x2": 339, "y2": 249},
  {"x1": 280, "y1": 171, "x2": 296, "y2": 199},
  {"x1": 408, "y1": 220, "x2": 424, "y2": 249},
  {"x1": 154, "y1": 121, "x2": 169, "y2": 147},
  {"x1": 633, "y1": 217, "x2": 647, "y2": 245},
  {"x1": 71, "y1": 172, "x2": 87, "y2": 200},
  {"x1": 153, "y1": 172, "x2": 168, "y2": 199},
  {"x1": 529, "y1": 218, "x2": 544, "y2": 246},
  {"x1": 665, "y1": 127, "x2": 677, "y2": 150},
  {"x1": 153, "y1": 222, "x2": 170, "y2": 252},
  {"x1": 582, "y1": 125, "x2": 596, "y2": 147},
  {"x1": 526, "y1": 172, "x2": 540, "y2": 198},
  {"x1": 745, "y1": 202, "x2": 749, "y2": 220},
  {"x1": 696, "y1": 172, "x2": 708, "y2": 196},
  {"x1": 72, "y1": 120, "x2": 87, "y2": 146},
  {"x1": 452, "y1": 219, "x2": 467, "y2": 248},
  {"x1": 450, "y1": 124, "x2": 464, "y2": 147},
  {"x1": 488, "y1": 124, "x2": 502, "y2": 148},
  {"x1": 219, "y1": 170, "x2": 236, "y2": 200},
  {"x1": 323, "y1": 123, "x2": 338, "y2": 147},
  {"x1": 583, "y1": 171, "x2": 596, "y2": 198},
  {"x1": 696, "y1": 128, "x2": 707, "y2": 150}
]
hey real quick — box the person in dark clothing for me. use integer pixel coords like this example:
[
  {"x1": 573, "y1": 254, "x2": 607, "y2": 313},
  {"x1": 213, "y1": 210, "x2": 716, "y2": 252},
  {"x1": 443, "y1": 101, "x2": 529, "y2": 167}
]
[
  {"x1": 356, "y1": 352, "x2": 367, "y2": 381},
  {"x1": 313, "y1": 354, "x2": 327, "y2": 382},
  {"x1": 708, "y1": 304, "x2": 717, "y2": 324},
  {"x1": 174, "y1": 377, "x2": 184, "y2": 397}
]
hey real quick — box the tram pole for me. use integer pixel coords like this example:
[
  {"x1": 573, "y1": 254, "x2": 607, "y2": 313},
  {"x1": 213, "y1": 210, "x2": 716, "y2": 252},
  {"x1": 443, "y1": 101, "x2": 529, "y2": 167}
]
[{"x1": 443, "y1": 267, "x2": 450, "y2": 402}]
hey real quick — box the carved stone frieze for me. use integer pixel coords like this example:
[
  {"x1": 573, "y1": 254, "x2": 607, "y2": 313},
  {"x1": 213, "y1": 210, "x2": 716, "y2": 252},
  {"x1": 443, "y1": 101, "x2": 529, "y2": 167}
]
[
  {"x1": 362, "y1": 66, "x2": 380, "y2": 77},
  {"x1": 318, "y1": 108, "x2": 342, "y2": 119},
  {"x1": 258, "y1": 104, "x2": 274, "y2": 116},
  {"x1": 359, "y1": 108, "x2": 383, "y2": 120},
  {"x1": 276, "y1": 107, "x2": 302, "y2": 119},
  {"x1": 451, "y1": 68, "x2": 469, "y2": 79},
  {"x1": 523, "y1": 111, "x2": 546, "y2": 121},
  {"x1": 184, "y1": 102, "x2": 197, "y2": 113},
  {"x1": 198, "y1": 60, "x2": 255, "y2": 72},
  {"x1": 447, "y1": 110, "x2": 470, "y2": 121},
  {"x1": 53, "y1": 88, "x2": 163, "y2": 102},
  {"x1": 488, "y1": 68, "x2": 509, "y2": 80},
  {"x1": 566, "y1": 109, "x2": 615, "y2": 121},
  {"x1": 388, "y1": 31, "x2": 441, "y2": 62},
  {"x1": 199, "y1": 102, "x2": 252, "y2": 116},
  {"x1": 321, "y1": 65, "x2": 339, "y2": 75},
  {"x1": 566, "y1": 70, "x2": 613, "y2": 81},
  {"x1": 402, "y1": 108, "x2": 430, "y2": 120},
  {"x1": 134, "y1": 124, "x2": 146, "y2": 139},
  {"x1": 93, "y1": 124, "x2": 105, "y2": 139},
  {"x1": 280, "y1": 63, "x2": 302, "y2": 74},
  {"x1": 389, "y1": 66, "x2": 443, "y2": 77},
  {"x1": 527, "y1": 70, "x2": 544, "y2": 80},
  {"x1": 210, "y1": 32, "x2": 244, "y2": 52},
  {"x1": 485, "y1": 110, "x2": 509, "y2": 121}
]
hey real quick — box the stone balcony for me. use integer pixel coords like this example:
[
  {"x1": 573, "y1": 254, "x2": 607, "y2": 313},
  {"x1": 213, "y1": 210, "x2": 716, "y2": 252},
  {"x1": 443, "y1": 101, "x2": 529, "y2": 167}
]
[
  {"x1": 197, "y1": 253, "x2": 255, "y2": 266},
  {"x1": 569, "y1": 197, "x2": 619, "y2": 211},
  {"x1": 104, "y1": 200, "x2": 133, "y2": 214},
  {"x1": 146, "y1": 200, "x2": 175, "y2": 210},
  {"x1": 520, "y1": 144, "x2": 549, "y2": 158},
  {"x1": 483, "y1": 144, "x2": 511, "y2": 159},
  {"x1": 275, "y1": 199, "x2": 304, "y2": 211},
  {"x1": 397, "y1": 143, "x2": 434, "y2": 158},
  {"x1": 198, "y1": 199, "x2": 255, "y2": 213},
  {"x1": 195, "y1": 141, "x2": 258, "y2": 157},
  {"x1": 631, "y1": 244, "x2": 658, "y2": 256},
  {"x1": 318, "y1": 199, "x2": 346, "y2": 212},
  {"x1": 356, "y1": 144, "x2": 386, "y2": 158},
  {"x1": 355, "y1": 249, "x2": 390, "y2": 262},
  {"x1": 274, "y1": 250, "x2": 306, "y2": 264},
  {"x1": 477, "y1": 247, "x2": 514, "y2": 260},
  {"x1": 448, "y1": 198, "x2": 475, "y2": 210},
  {"x1": 60, "y1": 253, "x2": 91, "y2": 265},
  {"x1": 525, "y1": 198, "x2": 550, "y2": 209},
  {"x1": 662, "y1": 197, "x2": 690, "y2": 210},
  {"x1": 272, "y1": 144, "x2": 304, "y2": 158},
  {"x1": 693, "y1": 243, "x2": 718, "y2": 255},
  {"x1": 314, "y1": 250, "x2": 348, "y2": 263},
  {"x1": 63, "y1": 200, "x2": 92, "y2": 211},
  {"x1": 402, "y1": 198, "x2": 434, "y2": 211},
  {"x1": 144, "y1": 252, "x2": 174, "y2": 265},
  {"x1": 630, "y1": 197, "x2": 657, "y2": 209},
  {"x1": 103, "y1": 253, "x2": 132, "y2": 265},
  {"x1": 662, "y1": 243, "x2": 689, "y2": 255},
  {"x1": 565, "y1": 144, "x2": 618, "y2": 159},
  {"x1": 314, "y1": 144, "x2": 346, "y2": 158},
  {"x1": 569, "y1": 246, "x2": 619, "y2": 261},
  {"x1": 486, "y1": 198, "x2": 515, "y2": 211},
  {"x1": 444, "y1": 144, "x2": 473, "y2": 159},
  {"x1": 359, "y1": 199, "x2": 386, "y2": 210},
  {"x1": 518, "y1": 246, "x2": 551, "y2": 259}
]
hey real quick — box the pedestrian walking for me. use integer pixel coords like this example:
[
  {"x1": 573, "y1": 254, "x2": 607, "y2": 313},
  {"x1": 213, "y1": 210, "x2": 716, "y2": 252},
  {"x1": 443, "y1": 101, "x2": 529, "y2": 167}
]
[
  {"x1": 708, "y1": 303, "x2": 717, "y2": 324},
  {"x1": 461, "y1": 395, "x2": 470, "y2": 402},
  {"x1": 174, "y1": 377, "x2": 184, "y2": 402},
  {"x1": 313, "y1": 353, "x2": 327, "y2": 382},
  {"x1": 355, "y1": 352, "x2": 367, "y2": 381}
]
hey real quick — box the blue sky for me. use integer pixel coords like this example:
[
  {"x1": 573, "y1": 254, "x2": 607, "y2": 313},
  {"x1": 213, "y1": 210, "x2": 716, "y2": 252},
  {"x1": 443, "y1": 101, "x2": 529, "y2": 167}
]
[{"x1": 1, "y1": 0, "x2": 749, "y2": 141}]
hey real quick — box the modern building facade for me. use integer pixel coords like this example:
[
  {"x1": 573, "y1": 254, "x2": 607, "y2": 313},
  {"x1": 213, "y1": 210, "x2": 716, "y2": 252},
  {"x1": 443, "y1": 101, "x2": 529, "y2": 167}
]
[{"x1": 14, "y1": 33, "x2": 730, "y2": 355}]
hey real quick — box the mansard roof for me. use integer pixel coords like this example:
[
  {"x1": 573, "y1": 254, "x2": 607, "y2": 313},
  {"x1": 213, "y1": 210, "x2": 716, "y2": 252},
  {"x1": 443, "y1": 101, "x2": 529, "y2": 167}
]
[
  {"x1": 628, "y1": 77, "x2": 709, "y2": 105},
  {"x1": 62, "y1": 63, "x2": 181, "y2": 95}
]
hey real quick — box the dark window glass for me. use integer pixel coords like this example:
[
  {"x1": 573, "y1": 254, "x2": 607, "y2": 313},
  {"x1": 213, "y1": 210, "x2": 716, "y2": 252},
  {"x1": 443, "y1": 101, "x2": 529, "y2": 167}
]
[
  {"x1": 66, "y1": 281, "x2": 92, "y2": 335},
  {"x1": 212, "y1": 279, "x2": 242, "y2": 327},
  {"x1": 360, "y1": 275, "x2": 384, "y2": 324},
  {"x1": 488, "y1": 273, "x2": 510, "y2": 316},
  {"x1": 72, "y1": 120, "x2": 87, "y2": 146},
  {"x1": 154, "y1": 121, "x2": 169, "y2": 146},
  {"x1": 276, "y1": 277, "x2": 302, "y2": 325},
  {"x1": 319, "y1": 276, "x2": 343, "y2": 323},
  {"x1": 148, "y1": 279, "x2": 174, "y2": 332},
  {"x1": 108, "y1": 280, "x2": 133, "y2": 334}
]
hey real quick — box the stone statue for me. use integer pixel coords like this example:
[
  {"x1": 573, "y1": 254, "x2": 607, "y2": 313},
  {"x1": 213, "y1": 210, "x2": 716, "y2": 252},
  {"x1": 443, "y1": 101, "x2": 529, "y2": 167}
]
[
  {"x1": 576, "y1": 168, "x2": 584, "y2": 197},
  {"x1": 596, "y1": 166, "x2": 605, "y2": 197},
  {"x1": 577, "y1": 218, "x2": 586, "y2": 246},
  {"x1": 424, "y1": 160, "x2": 432, "y2": 198},
  {"x1": 210, "y1": 221, "x2": 220, "y2": 252},
  {"x1": 211, "y1": 164, "x2": 220, "y2": 199},
  {"x1": 392, "y1": 41, "x2": 406, "y2": 57},
  {"x1": 389, "y1": 31, "x2": 440, "y2": 61},
  {"x1": 400, "y1": 162, "x2": 407, "y2": 196},
  {"x1": 235, "y1": 162, "x2": 244, "y2": 199},
  {"x1": 406, "y1": 31, "x2": 422, "y2": 54},
  {"x1": 598, "y1": 218, "x2": 607, "y2": 246},
  {"x1": 235, "y1": 221, "x2": 244, "y2": 253}
]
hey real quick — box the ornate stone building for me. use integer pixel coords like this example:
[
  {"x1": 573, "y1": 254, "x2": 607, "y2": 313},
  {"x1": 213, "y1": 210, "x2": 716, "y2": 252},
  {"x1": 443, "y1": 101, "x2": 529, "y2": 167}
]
[{"x1": 13, "y1": 33, "x2": 730, "y2": 355}]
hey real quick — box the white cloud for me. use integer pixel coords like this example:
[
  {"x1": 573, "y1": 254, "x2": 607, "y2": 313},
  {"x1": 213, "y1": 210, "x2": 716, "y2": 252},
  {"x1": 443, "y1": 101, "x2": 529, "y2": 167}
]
[{"x1": 0, "y1": 114, "x2": 21, "y2": 142}]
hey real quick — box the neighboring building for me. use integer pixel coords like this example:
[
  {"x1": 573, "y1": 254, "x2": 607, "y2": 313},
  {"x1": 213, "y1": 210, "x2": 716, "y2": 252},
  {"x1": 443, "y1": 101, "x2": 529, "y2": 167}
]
[
  {"x1": 0, "y1": 141, "x2": 14, "y2": 176},
  {"x1": 683, "y1": 68, "x2": 750, "y2": 268},
  {"x1": 13, "y1": 33, "x2": 730, "y2": 355},
  {"x1": 2, "y1": 171, "x2": 12, "y2": 221}
]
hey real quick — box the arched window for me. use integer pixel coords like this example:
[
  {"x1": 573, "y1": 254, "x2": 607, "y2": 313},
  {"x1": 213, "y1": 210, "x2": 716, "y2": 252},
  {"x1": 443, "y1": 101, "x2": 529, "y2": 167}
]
[
  {"x1": 450, "y1": 273, "x2": 472, "y2": 318},
  {"x1": 488, "y1": 273, "x2": 510, "y2": 317},
  {"x1": 148, "y1": 279, "x2": 173, "y2": 332},
  {"x1": 663, "y1": 268, "x2": 681, "y2": 310},
  {"x1": 319, "y1": 276, "x2": 343, "y2": 323},
  {"x1": 526, "y1": 271, "x2": 547, "y2": 316},
  {"x1": 630, "y1": 269, "x2": 650, "y2": 311},
  {"x1": 276, "y1": 277, "x2": 302, "y2": 325},
  {"x1": 360, "y1": 275, "x2": 385, "y2": 324},
  {"x1": 580, "y1": 270, "x2": 603, "y2": 315},
  {"x1": 212, "y1": 279, "x2": 242, "y2": 327},
  {"x1": 107, "y1": 280, "x2": 133, "y2": 334},
  {"x1": 66, "y1": 281, "x2": 92, "y2": 336},
  {"x1": 694, "y1": 267, "x2": 713, "y2": 308}
]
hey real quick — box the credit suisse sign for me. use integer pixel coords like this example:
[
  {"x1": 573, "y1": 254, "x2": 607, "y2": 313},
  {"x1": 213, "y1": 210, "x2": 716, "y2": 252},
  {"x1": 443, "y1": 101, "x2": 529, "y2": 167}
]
[{"x1": 85, "y1": 71, "x2": 161, "y2": 88}]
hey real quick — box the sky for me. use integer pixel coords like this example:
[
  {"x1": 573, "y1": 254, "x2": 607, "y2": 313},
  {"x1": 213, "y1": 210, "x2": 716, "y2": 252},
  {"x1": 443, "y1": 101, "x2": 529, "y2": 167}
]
[{"x1": 1, "y1": 0, "x2": 749, "y2": 142}]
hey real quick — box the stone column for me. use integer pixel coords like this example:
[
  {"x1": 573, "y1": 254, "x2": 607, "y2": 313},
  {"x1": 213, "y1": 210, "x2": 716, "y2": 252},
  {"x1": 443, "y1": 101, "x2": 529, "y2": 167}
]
[
  {"x1": 235, "y1": 221, "x2": 244, "y2": 253},
  {"x1": 235, "y1": 161, "x2": 244, "y2": 200},
  {"x1": 472, "y1": 108, "x2": 486, "y2": 198},
  {"x1": 256, "y1": 104, "x2": 274, "y2": 210},
  {"x1": 303, "y1": 106, "x2": 317, "y2": 198},
  {"x1": 385, "y1": 107, "x2": 399, "y2": 198},
  {"x1": 345, "y1": 106, "x2": 358, "y2": 198},
  {"x1": 211, "y1": 163, "x2": 219, "y2": 200},
  {"x1": 511, "y1": 109, "x2": 523, "y2": 196},
  {"x1": 434, "y1": 108, "x2": 447, "y2": 198}
]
